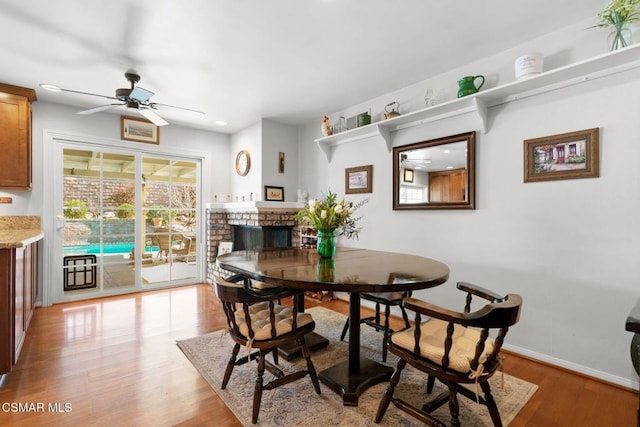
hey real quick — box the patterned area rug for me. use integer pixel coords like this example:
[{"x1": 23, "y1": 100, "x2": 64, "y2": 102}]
[{"x1": 177, "y1": 306, "x2": 537, "y2": 426}]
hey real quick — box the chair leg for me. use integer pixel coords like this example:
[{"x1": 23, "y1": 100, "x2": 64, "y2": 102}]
[
  {"x1": 299, "y1": 337, "x2": 321, "y2": 394},
  {"x1": 447, "y1": 383, "x2": 461, "y2": 427},
  {"x1": 481, "y1": 381, "x2": 503, "y2": 427},
  {"x1": 340, "y1": 317, "x2": 350, "y2": 341},
  {"x1": 222, "y1": 343, "x2": 240, "y2": 389},
  {"x1": 400, "y1": 303, "x2": 411, "y2": 330},
  {"x1": 382, "y1": 304, "x2": 392, "y2": 362},
  {"x1": 375, "y1": 358, "x2": 407, "y2": 423},
  {"x1": 272, "y1": 347, "x2": 279, "y2": 365},
  {"x1": 252, "y1": 351, "x2": 266, "y2": 424},
  {"x1": 426, "y1": 375, "x2": 436, "y2": 394}
]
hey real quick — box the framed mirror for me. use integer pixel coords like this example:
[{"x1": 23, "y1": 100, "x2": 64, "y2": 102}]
[{"x1": 393, "y1": 131, "x2": 475, "y2": 210}]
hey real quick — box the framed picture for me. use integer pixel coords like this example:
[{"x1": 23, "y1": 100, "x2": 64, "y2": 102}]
[
  {"x1": 524, "y1": 128, "x2": 599, "y2": 183},
  {"x1": 217, "y1": 241, "x2": 233, "y2": 256},
  {"x1": 278, "y1": 152, "x2": 285, "y2": 173},
  {"x1": 120, "y1": 116, "x2": 160, "y2": 144},
  {"x1": 403, "y1": 168, "x2": 414, "y2": 183},
  {"x1": 264, "y1": 185, "x2": 285, "y2": 201},
  {"x1": 345, "y1": 164, "x2": 373, "y2": 194}
]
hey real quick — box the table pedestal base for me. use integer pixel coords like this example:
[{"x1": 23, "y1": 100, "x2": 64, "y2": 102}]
[
  {"x1": 319, "y1": 357, "x2": 393, "y2": 406},
  {"x1": 277, "y1": 332, "x2": 329, "y2": 361}
]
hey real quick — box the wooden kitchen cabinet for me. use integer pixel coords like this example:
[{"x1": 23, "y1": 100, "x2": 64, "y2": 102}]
[
  {"x1": 428, "y1": 168, "x2": 467, "y2": 203},
  {"x1": 0, "y1": 241, "x2": 38, "y2": 376},
  {"x1": 0, "y1": 83, "x2": 37, "y2": 190}
]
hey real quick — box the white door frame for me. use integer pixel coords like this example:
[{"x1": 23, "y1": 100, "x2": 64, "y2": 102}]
[{"x1": 42, "y1": 129, "x2": 209, "y2": 306}]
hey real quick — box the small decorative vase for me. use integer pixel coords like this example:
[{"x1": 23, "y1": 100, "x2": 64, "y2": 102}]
[
  {"x1": 457, "y1": 75, "x2": 485, "y2": 98},
  {"x1": 316, "y1": 258, "x2": 336, "y2": 282},
  {"x1": 316, "y1": 228, "x2": 336, "y2": 258},
  {"x1": 610, "y1": 24, "x2": 631, "y2": 51}
]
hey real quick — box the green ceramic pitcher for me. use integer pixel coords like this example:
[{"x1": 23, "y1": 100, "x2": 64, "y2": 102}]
[{"x1": 457, "y1": 75, "x2": 485, "y2": 98}]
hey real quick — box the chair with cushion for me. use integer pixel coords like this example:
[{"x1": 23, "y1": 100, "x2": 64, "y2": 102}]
[
  {"x1": 213, "y1": 274, "x2": 321, "y2": 424},
  {"x1": 340, "y1": 291, "x2": 412, "y2": 362},
  {"x1": 375, "y1": 282, "x2": 522, "y2": 427}
]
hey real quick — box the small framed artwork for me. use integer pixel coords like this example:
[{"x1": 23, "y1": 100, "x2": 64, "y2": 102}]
[
  {"x1": 345, "y1": 164, "x2": 373, "y2": 194},
  {"x1": 403, "y1": 168, "x2": 414, "y2": 183},
  {"x1": 217, "y1": 241, "x2": 233, "y2": 257},
  {"x1": 264, "y1": 185, "x2": 285, "y2": 201},
  {"x1": 524, "y1": 128, "x2": 599, "y2": 183},
  {"x1": 121, "y1": 116, "x2": 160, "y2": 144},
  {"x1": 278, "y1": 152, "x2": 285, "y2": 173}
]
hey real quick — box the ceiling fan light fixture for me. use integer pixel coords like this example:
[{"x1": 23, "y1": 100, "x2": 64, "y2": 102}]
[
  {"x1": 129, "y1": 86, "x2": 154, "y2": 102},
  {"x1": 40, "y1": 83, "x2": 61, "y2": 92}
]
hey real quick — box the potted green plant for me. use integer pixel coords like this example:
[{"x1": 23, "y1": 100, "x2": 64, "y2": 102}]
[{"x1": 146, "y1": 206, "x2": 165, "y2": 226}]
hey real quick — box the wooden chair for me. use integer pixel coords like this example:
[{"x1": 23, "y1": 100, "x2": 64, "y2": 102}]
[
  {"x1": 375, "y1": 282, "x2": 522, "y2": 427},
  {"x1": 340, "y1": 291, "x2": 412, "y2": 362},
  {"x1": 213, "y1": 274, "x2": 321, "y2": 424}
]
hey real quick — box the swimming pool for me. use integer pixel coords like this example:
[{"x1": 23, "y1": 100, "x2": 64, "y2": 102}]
[{"x1": 64, "y1": 243, "x2": 157, "y2": 255}]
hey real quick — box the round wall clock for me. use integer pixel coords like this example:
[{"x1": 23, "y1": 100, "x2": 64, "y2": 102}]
[{"x1": 235, "y1": 150, "x2": 251, "y2": 176}]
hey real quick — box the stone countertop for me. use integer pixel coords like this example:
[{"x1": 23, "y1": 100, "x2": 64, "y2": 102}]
[{"x1": 0, "y1": 216, "x2": 43, "y2": 249}]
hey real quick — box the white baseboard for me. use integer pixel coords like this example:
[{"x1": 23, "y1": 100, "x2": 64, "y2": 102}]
[{"x1": 504, "y1": 344, "x2": 639, "y2": 391}]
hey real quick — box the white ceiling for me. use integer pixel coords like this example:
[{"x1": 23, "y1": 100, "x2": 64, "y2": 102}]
[{"x1": 0, "y1": 0, "x2": 604, "y2": 134}]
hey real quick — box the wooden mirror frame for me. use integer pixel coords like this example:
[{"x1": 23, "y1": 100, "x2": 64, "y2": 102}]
[{"x1": 393, "y1": 131, "x2": 476, "y2": 210}]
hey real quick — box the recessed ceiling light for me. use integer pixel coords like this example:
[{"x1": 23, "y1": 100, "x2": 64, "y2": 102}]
[
  {"x1": 446, "y1": 166, "x2": 454, "y2": 169},
  {"x1": 40, "y1": 84, "x2": 61, "y2": 92},
  {"x1": 215, "y1": 120, "x2": 227, "y2": 126}
]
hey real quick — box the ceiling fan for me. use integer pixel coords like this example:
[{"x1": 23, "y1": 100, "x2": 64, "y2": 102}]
[
  {"x1": 40, "y1": 71, "x2": 205, "y2": 126},
  {"x1": 400, "y1": 154, "x2": 432, "y2": 164}
]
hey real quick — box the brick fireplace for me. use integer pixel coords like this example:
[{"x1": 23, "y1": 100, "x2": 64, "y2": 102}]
[{"x1": 205, "y1": 201, "x2": 304, "y2": 281}]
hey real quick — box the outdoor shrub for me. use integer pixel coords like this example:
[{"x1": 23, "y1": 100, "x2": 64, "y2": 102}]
[
  {"x1": 116, "y1": 203, "x2": 135, "y2": 219},
  {"x1": 64, "y1": 200, "x2": 88, "y2": 219}
]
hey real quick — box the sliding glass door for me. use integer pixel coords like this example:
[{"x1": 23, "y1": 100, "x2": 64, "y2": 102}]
[
  {"x1": 54, "y1": 143, "x2": 200, "y2": 302},
  {"x1": 141, "y1": 156, "x2": 198, "y2": 285}
]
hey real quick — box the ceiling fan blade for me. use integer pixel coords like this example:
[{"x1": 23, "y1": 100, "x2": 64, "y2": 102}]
[
  {"x1": 150, "y1": 102, "x2": 205, "y2": 116},
  {"x1": 46, "y1": 86, "x2": 119, "y2": 101},
  {"x1": 138, "y1": 108, "x2": 169, "y2": 126},
  {"x1": 77, "y1": 104, "x2": 124, "y2": 115}
]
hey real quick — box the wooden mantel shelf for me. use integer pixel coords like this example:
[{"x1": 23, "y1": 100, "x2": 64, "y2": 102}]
[{"x1": 316, "y1": 43, "x2": 640, "y2": 162}]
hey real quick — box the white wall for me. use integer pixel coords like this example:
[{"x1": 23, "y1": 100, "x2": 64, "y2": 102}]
[
  {"x1": 230, "y1": 121, "x2": 262, "y2": 202},
  {"x1": 297, "y1": 18, "x2": 640, "y2": 388},
  {"x1": 262, "y1": 119, "x2": 299, "y2": 202},
  {"x1": 229, "y1": 119, "x2": 300, "y2": 202}
]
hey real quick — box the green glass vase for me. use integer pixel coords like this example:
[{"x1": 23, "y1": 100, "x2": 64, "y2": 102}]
[{"x1": 316, "y1": 228, "x2": 336, "y2": 258}]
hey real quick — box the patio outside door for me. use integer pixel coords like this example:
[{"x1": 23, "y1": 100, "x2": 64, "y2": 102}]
[{"x1": 56, "y1": 144, "x2": 200, "y2": 302}]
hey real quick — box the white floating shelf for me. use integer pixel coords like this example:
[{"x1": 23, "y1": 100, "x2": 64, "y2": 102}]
[{"x1": 316, "y1": 43, "x2": 640, "y2": 162}]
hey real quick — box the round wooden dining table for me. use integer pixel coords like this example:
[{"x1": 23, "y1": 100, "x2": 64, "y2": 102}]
[{"x1": 216, "y1": 246, "x2": 450, "y2": 406}]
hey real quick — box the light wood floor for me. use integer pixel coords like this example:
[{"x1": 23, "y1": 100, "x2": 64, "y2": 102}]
[{"x1": 0, "y1": 284, "x2": 636, "y2": 426}]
